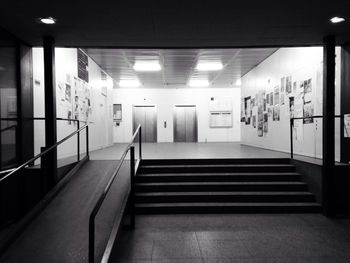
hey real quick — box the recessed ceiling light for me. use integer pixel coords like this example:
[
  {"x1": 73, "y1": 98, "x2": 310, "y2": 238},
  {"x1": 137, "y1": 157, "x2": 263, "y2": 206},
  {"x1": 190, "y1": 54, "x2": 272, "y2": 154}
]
[
  {"x1": 39, "y1": 17, "x2": 57, "y2": 25},
  {"x1": 133, "y1": 61, "x2": 162, "y2": 72},
  {"x1": 119, "y1": 79, "x2": 141, "y2": 88},
  {"x1": 188, "y1": 79, "x2": 210, "y2": 87},
  {"x1": 235, "y1": 79, "x2": 242, "y2": 86},
  {"x1": 330, "y1": 16, "x2": 345, "y2": 24},
  {"x1": 196, "y1": 61, "x2": 223, "y2": 71}
]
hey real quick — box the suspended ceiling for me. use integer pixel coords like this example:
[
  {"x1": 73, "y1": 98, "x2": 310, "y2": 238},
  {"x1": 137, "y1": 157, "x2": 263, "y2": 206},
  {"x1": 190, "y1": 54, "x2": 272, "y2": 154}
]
[
  {"x1": 84, "y1": 48, "x2": 277, "y2": 88},
  {"x1": 0, "y1": 1, "x2": 350, "y2": 47}
]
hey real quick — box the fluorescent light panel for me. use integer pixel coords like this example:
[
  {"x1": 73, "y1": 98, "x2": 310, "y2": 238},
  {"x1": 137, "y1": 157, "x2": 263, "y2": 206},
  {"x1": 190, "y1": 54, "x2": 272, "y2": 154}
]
[
  {"x1": 196, "y1": 61, "x2": 223, "y2": 71},
  {"x1": 119, "y1": 79, "x2": 141, "y2": 88},
  {"x1": 133, "y1": 61, "x2": 162, "y2": 72},
  {"x1": 39, "y1": 17, "x2": 56, "y2": 24},
  {"x1": 330, "y1": 16, "x2": 345, "y2": 23},
  {"x1": 188, "y1": 79, "x2": 210, "y2": 87}
]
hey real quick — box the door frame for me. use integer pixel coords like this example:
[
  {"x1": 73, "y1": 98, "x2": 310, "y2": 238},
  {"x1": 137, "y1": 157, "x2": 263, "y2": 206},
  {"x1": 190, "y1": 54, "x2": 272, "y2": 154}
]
[
  {"x1": 132, "y1": 104, "x2": 158, "y2": 142},
  {"x1": 173, "y1": 105, "x2": 198, "y2": 142}
]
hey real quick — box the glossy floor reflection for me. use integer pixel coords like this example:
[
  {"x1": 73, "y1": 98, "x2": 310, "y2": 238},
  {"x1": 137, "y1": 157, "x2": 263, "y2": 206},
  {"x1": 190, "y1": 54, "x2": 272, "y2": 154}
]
[{"x1": 109, "y1": 214, "x2": 350, "y2": 263}]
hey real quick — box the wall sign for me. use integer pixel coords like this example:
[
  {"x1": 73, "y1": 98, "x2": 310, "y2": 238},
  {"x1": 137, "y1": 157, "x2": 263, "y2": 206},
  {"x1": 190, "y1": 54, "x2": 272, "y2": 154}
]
[{"x1": 78, "y1": 49, "x2": 89, "y2": 82}]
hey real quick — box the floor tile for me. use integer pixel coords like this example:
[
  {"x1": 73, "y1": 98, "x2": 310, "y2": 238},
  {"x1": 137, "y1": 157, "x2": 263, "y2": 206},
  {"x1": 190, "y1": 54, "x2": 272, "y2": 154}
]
[
  {"x1": 198, "y1": 239, "x2": 251, "y2": 258},
  {"x1": 152, "y1": 239, "x2": 201, "y2": 259}
]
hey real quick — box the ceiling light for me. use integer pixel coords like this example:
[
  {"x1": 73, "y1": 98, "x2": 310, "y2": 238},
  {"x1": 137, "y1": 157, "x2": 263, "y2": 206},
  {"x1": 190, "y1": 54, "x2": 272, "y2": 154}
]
[
  {"x1": 39, "y1": 17, "x2": 57, "y2": 25},
  {"x1": 330, "y1": 16, "x2": 345, "y2": 24},
  {"x1": 133, "y1": 61, "x2": 162, "y2": 72},
  {"x1": 235, "y1": 79, "x2": 242, "y2": 86},
  {"x1": 119, "y1": 79, "x2": 141, "y2": 88},
  {"x1": 196, "y1": 61, "x2": 223, "y2": 71},
  {"x1": 188, "y1": 79, "x2": 210, "y2": 87}
]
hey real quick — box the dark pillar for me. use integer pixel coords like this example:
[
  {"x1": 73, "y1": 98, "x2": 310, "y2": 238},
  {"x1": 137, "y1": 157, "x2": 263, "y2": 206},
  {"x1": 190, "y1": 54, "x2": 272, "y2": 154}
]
[
  {"x1": 43, "y1": 36, "x2": 57, "y2": 188},
  {"x1": 322, "y1": 35, "x2": 336, "y2": 217},
  {"x1": 17, "y1": 44, "x2": 34, "y2": 164}
]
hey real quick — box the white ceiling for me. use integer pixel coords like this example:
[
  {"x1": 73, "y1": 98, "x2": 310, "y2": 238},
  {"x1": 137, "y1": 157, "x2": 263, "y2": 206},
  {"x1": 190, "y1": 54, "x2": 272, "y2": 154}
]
[{"x1": 84, "y1": 48, "x2": 277, "y2": 88}]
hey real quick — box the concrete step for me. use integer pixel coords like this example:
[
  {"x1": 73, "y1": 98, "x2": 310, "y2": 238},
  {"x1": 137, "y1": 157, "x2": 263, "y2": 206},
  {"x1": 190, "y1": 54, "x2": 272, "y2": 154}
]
[
  {"x1": 135, "y1": 202, "x2": 322, "y2": 214},
  {"x1": 139, "y1": 164, "x2": 296, "y2": 174},
  {"x1": 136, "y1": 172, "x2": 302, "y2": 183},
  {"x1": 141, "y1": 158, "x2": 291, "y2": 166},
  {"x1": 135, "y1": 191, "x2": 316, "y2": 203},
  {"x1": 135, "y1": 181, "x2": 308, "y2": 192}
]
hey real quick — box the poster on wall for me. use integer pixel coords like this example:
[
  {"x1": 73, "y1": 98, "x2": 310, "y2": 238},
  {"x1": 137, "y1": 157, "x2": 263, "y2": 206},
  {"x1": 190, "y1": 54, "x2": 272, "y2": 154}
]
[
  {"x1": 263, "y1": 113, "x2": 268, "y2": 134},
  {"x1": 286, "y1": 76, "x2": 292, "y2": 94},
  {"x1": 344, "y1": 114, "x2": 350, "y2": 138},
  {"x1": 268, "y1": 107, "x2": 272, "y2": 117},
  {"x1": 270, "y1": 92, "x2": 274, "y2": 106},
  {"x1": 303, "y1": 101, "x2": 314, "y2": 124},
  {"x1": 274, "y1": 86, "x2": 280, "y2": 105},
  {"x1": 304, "y1": 78, "x2": 312, "y2": 103},
  {"x1": 65, "y1": 84, "x2": 72, "y2": 102},
  {"x1": 289, "y1": 97, "x2": 295, "y2": 118},
  {"x1": 78, "y1": 49, "x2": 89, "y2": 82},
  {"x1": 280, "y1": 93, "x2": 285, "y2": 105},
  {"x1": 240, "y1": 98, "x2": 245, "y2": 122},
  {"x1": 245, "y1": 96, "x2": 251, "y2": 125},
  {"x1": 273, "y1": 106, "x2": 280, "y2": 121},
  {"x1": 281, "y1": 77, "x2": 286, "y2": 93},
  {"x1": 257, "y1": 91, "x2": 264, "y2": 137}
]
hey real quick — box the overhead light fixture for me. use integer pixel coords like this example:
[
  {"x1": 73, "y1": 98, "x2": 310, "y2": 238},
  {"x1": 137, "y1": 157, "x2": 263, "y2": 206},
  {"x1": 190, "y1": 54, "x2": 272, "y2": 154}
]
[
  {"x1": 188, "y1": 79, "x2": 210, "y2": 87},
  {"x1": 196, "y1": 61, "x2": 223, "y2": 71},
  {"x1": 235, "y1": 79, "x2": 242, "y2": 86},
  {"x1": 330, "y1": 16, "x2": 345, "y2": 24},
  {"x1": 133, "y1": 61, "x2": 162, "y2": 72},
  {"x1": 38, "y1": 17, "x2": 57, "y2": 25},
  {"x1": 119, "y1": 79, "x2": 141, "y2": 88}
]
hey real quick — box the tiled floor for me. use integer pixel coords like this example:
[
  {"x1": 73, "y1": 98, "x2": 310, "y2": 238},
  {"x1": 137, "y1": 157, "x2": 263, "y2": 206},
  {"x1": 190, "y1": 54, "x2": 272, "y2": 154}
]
[{"x1": 109, "y1": 214, "x2": 350, "y2": 263}]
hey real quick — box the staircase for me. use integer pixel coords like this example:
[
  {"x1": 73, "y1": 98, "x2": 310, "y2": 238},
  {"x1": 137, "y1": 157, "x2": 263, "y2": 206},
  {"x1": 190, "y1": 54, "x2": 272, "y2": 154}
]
[{"x1": 135, "y1": 159, "x2": 321, "y2": 214}]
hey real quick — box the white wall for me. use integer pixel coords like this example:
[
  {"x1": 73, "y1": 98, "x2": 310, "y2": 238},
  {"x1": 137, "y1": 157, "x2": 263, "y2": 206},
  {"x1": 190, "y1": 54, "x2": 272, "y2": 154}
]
[
  {"x1": 32, "y1": 48, "x2": 114, "y2": 160},
  {"x1": 240, "y1": 47, "x2": 341, "y2": 160},
  {"x1": 113, "y1": 88, "x2": 241, "y2": 143}
]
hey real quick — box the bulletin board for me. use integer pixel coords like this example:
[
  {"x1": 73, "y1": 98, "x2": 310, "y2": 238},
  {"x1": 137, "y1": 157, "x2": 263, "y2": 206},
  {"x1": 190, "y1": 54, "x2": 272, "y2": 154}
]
[{"x1": 210, "y1": 112, "x2": 233, "y2": 128}]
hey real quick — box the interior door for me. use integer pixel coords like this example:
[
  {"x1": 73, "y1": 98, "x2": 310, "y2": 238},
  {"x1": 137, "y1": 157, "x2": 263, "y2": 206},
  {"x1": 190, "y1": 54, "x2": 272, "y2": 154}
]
[
  {"x1": 133, "y1": 106, "x2": 157, "y2": 142},
  {"x1": 174, "y1": 106, "x2": 197, "y2": 142}
]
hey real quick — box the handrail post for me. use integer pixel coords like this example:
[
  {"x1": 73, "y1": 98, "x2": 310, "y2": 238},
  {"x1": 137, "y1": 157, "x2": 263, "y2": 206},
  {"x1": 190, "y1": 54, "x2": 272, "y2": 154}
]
[
  {"x1": 77, "y1": 121, "x2": 80, "y2": 161},
  {"x1": 139, "y1": 126, "x2": 142, "y2": 161},
  {"x1": 130, "y1": 145, "x2": 135, "y2": 229},
  {"x1": 290, "y1": 118, "x2": 294, "y2": 159},
  {"x1": 86, "y1": 126, "x2": 89, "y2": 158}
]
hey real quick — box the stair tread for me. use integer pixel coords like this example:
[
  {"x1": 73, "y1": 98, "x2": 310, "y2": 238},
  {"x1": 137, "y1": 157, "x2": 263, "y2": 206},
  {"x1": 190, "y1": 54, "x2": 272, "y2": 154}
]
[
  {"x1": 136, "y1": 191, "x2": 314, "y2": 196},
  {"x1": 136, "y1": 202, "x2": 321, "y2": 207},
  {"x1": 136, "y1": 181, "x2": 307, "y2": 186},
  {"x1": 141, "y1": 164, "x2": 295, "y2": 168},
  {"x1": 137, "y1": 172, "x2": 301, "y2": 176}
]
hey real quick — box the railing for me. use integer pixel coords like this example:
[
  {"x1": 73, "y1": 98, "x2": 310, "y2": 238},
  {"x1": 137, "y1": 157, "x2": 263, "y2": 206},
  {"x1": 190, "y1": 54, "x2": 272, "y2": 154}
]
[
  {"x1": 89, "y1": 124, "x2": 142, "y2": 263},
  {"x1": 0, "y1": 119, "x2": 18, "y2": 170},
  {"x1": 32, "y1": 117, "x2": 86, "y2": 162},
  {"x1": 290, "y1": 115, "x2": 343, "y2": 159},
  {"x1": 0, "y1": 124, "x2": 89, "y2": 183}
]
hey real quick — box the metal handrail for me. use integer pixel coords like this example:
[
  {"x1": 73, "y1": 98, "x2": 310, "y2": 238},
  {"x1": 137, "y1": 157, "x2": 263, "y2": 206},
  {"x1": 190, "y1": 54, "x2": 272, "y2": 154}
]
[
  {"x1": 0, "y1": 124, "x2": 17, "y2": 133},
  {"x1": 290, "y1": 115, "x2": 343, "y2": 159},
  {"x1": 89, "y1": 124, "x2": 142, "y2": 263},
  {"x1": 0, "y1": 124, "x2": 89, "y2": 183}
]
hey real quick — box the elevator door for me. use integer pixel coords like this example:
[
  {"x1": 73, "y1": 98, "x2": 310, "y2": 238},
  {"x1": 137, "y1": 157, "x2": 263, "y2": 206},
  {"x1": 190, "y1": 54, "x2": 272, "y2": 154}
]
[
  {"x1": 133, "y1": 106, "x2": 157, "y2": 142},
  {"x1": 174, "y1": 106, "x2": 197, "y2": 142}
]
